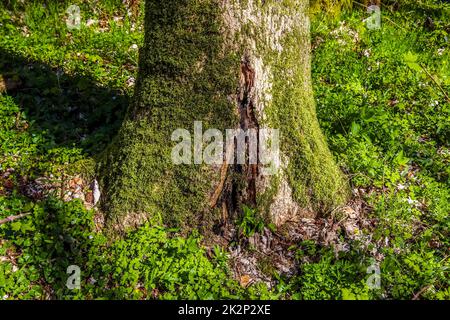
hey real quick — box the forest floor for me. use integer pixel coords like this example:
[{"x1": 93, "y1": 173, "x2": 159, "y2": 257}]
[{"x1": 0, "y1": 1, "x2": 449, "y2": 299}]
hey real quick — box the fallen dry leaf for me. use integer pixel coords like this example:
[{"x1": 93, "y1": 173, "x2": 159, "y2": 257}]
[
  {"x1": 0, "y1": 75, "x2": 5, "y2": 92},
  {"x1": 239, "y1": 275, "x2": 252, "y2": 288}
]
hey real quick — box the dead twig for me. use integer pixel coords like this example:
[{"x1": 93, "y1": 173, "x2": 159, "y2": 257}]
[
  {"x1": 412, "y1": 284, "x2": 432, "y2": 300},
  {"x1": 420, "y1": 64, "x2": 450, "y2": 103},
  {"x1": 0, "y1": 212, "x2": 31, "y2": 225}
]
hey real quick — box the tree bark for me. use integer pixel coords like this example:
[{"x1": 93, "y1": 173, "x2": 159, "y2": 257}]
[{"x1": 100, "y1": 0, "x2": 349, "y2": 233}]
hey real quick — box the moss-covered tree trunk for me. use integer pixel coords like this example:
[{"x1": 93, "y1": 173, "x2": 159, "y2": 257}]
[{"x1": 100, "y1": 0, "x2": 349, "y2": 233}]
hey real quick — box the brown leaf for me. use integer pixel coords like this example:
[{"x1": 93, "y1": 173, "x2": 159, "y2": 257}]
[
  {"x1": 239, "y1": 275, "x2": 252, "y2": 288},
  {"x1": 151, "y1": 288, "x2": 159, "y2": 299},
  {"x1": 3, "y1": 179, "x2": 14, "y2": 190},
  {"x1": 0, "y1": 75, "x2": 6, "y2": 93},
  {"x1": 85, "y1": 191, "x2": 94, "y2": 204},
  {"x1": 0, "y1": 74, "x2": 22, "y2": 92},
  {"x1": 68, "y1": 177, "x2": 83, "y2": 188}
]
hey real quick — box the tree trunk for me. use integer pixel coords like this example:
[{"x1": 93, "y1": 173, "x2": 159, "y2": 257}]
[{"x1": 100, "y1": 0, "x2": 349, "y2": 233}]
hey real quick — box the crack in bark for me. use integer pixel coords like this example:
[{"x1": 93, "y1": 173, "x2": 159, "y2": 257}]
[
  {"x1": 210, "y1": 55, "x2": 260, "y2": 224},
  {"x1": 238, "y1": 56, "x2": 259, "y2": 207}
]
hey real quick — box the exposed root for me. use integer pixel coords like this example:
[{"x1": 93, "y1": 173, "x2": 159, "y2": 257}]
[
  {"x1": 203, "y1": 196, "x2": 379, "y2": 290},
  {"x1": 209, "y1": 144, "x2": 234, "y2": 208}
]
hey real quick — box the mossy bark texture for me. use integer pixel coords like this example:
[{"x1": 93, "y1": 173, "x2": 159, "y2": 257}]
[{"x1": 101, "y1": 0, "x2": 349, "y2": 232}]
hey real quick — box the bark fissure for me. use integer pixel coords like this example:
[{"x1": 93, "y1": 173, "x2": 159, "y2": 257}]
[
  {"x1": 209, "y1": 54, "x2": 260, "y2": 222},
  {"x1": 237, "y1": 56, "x2": 259, "y2": 207},
  {"x1": 211, "y1": 54, "x2": 261, "y2": 223}
]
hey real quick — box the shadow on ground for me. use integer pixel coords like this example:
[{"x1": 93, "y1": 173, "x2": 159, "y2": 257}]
[
  {"x1": 0, "y1": 48, "x2": 132, "y2": 298},
  {"x1": 0, "y1": 48, "x2": 129, "y2": 155}
]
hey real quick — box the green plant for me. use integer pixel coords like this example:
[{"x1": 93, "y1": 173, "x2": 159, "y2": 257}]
[
  {"x1": 294, "y1": 244, "x2": 372, "y2": 300},
  {"x1": 237, "y1": 205, "x2": 265, "y2": 238},
  {"x1": 310, "y1": 1, "x2": 450, "y2": 299},
  {"x1": 0, "y1": 197, "x2": 251, "y2": 300},
  {"x1": 1, "y1": 0, "x2": 449, "y2": 301}
]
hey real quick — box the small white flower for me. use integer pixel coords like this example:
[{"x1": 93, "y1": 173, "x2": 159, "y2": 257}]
[
  {"x1": 86, "y1": 19, "x2": 97, "y2": 27},
  {"x1": 129, "y1": 44, "x2": 138, "y2": 50},
  {"x1": 397, "y1": 184, "x2": 406, "y2": 190},
  {"x1": 430, "y1": 100, "x2": 439, "y2": 107},
  {"x1": 126, "y1": 77, "x2": 136, "y2": 87},
  {"x1": 437, "y1": 147, "x2": 450, "y2": 155},
  {"x1": 93, "y1": 179, "x2": 101, "y2": 206},
  {"x1": 437, "y1": 48, "x2": 445, "y2": 56}
]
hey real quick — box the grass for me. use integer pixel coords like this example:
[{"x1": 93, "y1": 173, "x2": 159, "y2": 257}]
[
  {"x1": 310, "y1": 1, "x2": 450, "y2": 299},
  {"x1": 0, "y1": 0, "x2": 449, "y2": 300}
]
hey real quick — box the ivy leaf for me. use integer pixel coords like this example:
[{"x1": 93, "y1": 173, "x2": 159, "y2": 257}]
[
  {"x1": 350, "y1": 122, "x2": 361, "y2": 135},
  {"x1": 403, "y1": 51, "x2": 422, "y2": 72}
]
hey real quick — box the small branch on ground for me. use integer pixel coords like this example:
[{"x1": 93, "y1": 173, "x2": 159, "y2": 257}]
[
  {"x1": 420, "y1": 64, "x2": 450, "y2": 103},
  {"x1": 0, "y1": 212, "x2": 32, "y2": 225},
  {"x1": 412, "y1": 284, "x2": 432, "y2": 300}
]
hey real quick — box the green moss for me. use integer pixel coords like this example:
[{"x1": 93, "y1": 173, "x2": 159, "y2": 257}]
[
  {"x1": 240, "y1": 1, "x2": 349, "y2": 213},
  {"x1": 267, "y1": 12, "x2": 349, "y2": 212},
  {"x1": 100, "y1": 0, "x2": 240, "y2": 229},
  {"x1": 68, "y1": 158, "x2": 97, "y2": 181},
  {"x1": 309, "y1": 0, "x2": 353, "y2": 16},
  {"x1": 257, "y1": 174, "x2": 281, "y2": 221},
  {"x1": 101, "y1": 0, "x2": 348, "y2": 231}
]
